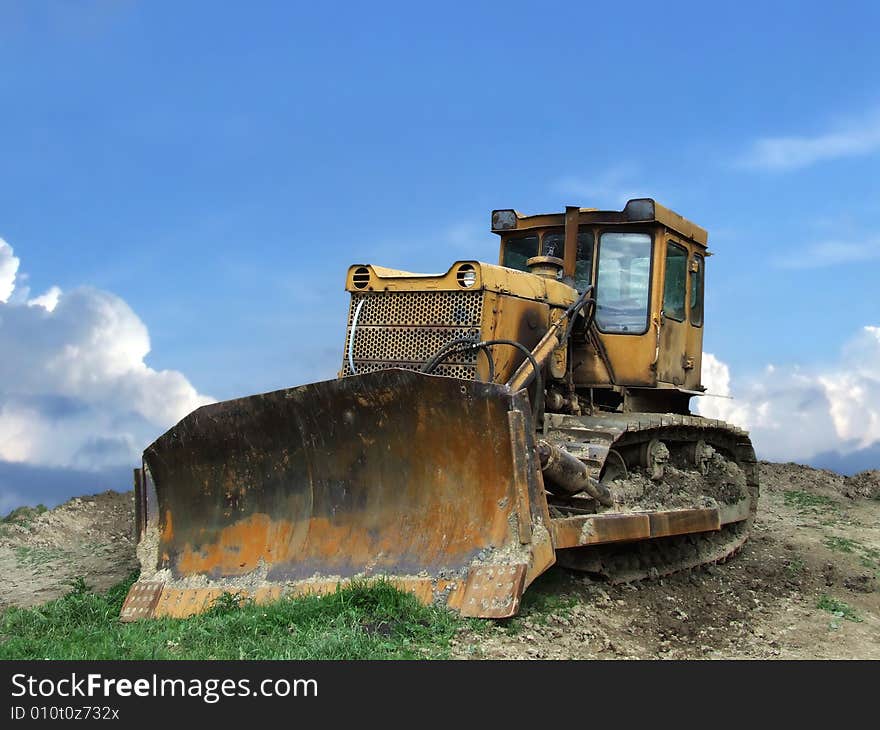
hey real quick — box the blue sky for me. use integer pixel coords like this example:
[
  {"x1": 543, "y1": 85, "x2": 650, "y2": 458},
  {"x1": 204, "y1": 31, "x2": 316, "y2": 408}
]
[{"x1": 1, "y1": 1, "x2": 879, "y2": 507}]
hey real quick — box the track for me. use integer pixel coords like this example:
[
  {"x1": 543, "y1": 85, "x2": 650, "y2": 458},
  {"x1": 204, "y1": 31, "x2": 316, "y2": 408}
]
[
  {"x1": 556, "y1": 521, "x2": 751, "y2": 583},
  {"x1": 546, "y1": 412, "x2": 760, "y2": 583}
]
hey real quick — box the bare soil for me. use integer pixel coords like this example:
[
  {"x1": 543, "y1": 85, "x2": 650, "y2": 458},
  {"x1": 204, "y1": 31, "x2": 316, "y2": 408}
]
[
  {"x1": 0, "y1": 491, "x2": 137, "y2": 610},
  {"x1": 452, "y1": 462, "x2": 880, "y2": 659},
  {"x1": 0, "y1": 464, "x2": 878, "y2": 659}
]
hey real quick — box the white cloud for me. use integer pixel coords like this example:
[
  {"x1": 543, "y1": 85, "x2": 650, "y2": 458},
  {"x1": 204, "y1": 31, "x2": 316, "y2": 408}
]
[
  {"x1": 0, "y1": 239, "x2": 20, "y2": 303},
  {"x1": 0, "y1": 240, "x2": 213, "y2": 473},
  {"x1": 772, "y1": 238, "x2": 880, "y2": 269},
  {"x1": 740, "y1": 109, "x2": 880, "y2": 171},
  {"x1": 697, "y1": 327, "x2": 880, "y2": 463},
  {"x1": 27, "y1": 285, "x2": 62, "y2": 312}
]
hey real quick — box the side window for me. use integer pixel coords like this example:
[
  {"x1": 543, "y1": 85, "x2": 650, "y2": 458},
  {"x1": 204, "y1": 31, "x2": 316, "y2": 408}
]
[
  {"x1": 663, "y1": 242, "x2": 687, "y2": 322},
  {"x1": 502, "y1": 235, "x2": 539, "y2": 272},
  {"x1": 574, "y1": 231, "x2": 594, "y2": 292},
  {"x1": 690, "y1": 254, "x2": 704, "y2": 327},
  {"x1": 542, "y1": 232, "x2": 565, "y2": 259}
]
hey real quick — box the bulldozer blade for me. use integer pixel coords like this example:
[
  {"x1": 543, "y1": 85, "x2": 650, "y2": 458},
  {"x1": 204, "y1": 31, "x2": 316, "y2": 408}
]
[{"x1": 122, "y1": 369, "x2": 555, "y2": 621}]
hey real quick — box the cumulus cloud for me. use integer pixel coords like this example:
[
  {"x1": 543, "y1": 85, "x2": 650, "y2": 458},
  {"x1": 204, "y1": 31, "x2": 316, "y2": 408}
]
[
  {"x1": 739, "y1": 109, "x2": 880, "y2": 171},
  {"x1": 27, "y1": 285, "x2": 62, "y2": 312},
  {"x1": 697, "y1": 327, "x2": 880, "y2": 468},
  {"x1": 0, "y1": 240, "x2": 213, "y2": 483},
  {"x1": 0, "y1": 239, "x2": 19, "y2": 303}
]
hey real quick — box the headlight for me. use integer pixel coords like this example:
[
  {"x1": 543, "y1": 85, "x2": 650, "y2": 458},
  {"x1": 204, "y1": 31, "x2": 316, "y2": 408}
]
[
  {"x1": 491, "y1": 209, "x2": 517, "y2": 230},
  {"x1": 352, "y1": 266, "x2": 370, "y2": 289},
  {"x1": 456, "y1": 263, "x2": 477, "y2": 288},
  {"x1": 624, "y1": 198, "x2": 655, "y2": 221}
]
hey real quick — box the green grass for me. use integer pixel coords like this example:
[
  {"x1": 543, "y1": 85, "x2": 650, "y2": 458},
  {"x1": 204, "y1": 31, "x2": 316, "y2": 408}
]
[
  {"x1": 520, "y1": 572, "x2": 577, "y2": 616},
  {"x1": 824, "y1": 536, "x2": 859, "y2": 553},
  {"x1": 0, "y1": 573, "x2": 471, "y2": 660},
  {"x1": 784, "y1": 490, "x2": 835, "y2": 511},
  {"x1": 0, "y1": 504, "x2": 48, "y2": 537},
  {"x1": 784, "y1": 556, "x2": 806, "y2": 578},
  {"x1": 1, "y1": 504, "x2": 48, "y2": 525},
  {"x1": 816, "y1": 594, "x2": 863, "y2": 623},
  {"x1": 14, "y1": 545, "x2": 68, "y2": 566},
  {"x1": 823, "y1": 536, "x2": 880, "y2": 573}
]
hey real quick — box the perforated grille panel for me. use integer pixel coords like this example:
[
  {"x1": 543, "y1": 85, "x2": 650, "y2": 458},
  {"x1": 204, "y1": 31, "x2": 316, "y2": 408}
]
[
  {"x1": 345, "y1": 290, "x2": 484, "y2": 327},
  {"x1": 341, "y1": 291, "x2": 485, "y2": 379}
]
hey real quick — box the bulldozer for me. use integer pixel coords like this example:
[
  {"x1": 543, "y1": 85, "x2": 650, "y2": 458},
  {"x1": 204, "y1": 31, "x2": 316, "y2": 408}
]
[{"x1": 122, "y1": 198, "x2": 758, "y2": 621}]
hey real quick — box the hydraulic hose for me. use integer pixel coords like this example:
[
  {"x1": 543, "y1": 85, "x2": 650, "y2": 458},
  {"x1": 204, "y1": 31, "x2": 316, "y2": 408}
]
[
  {"x1": 420, "y1": 336, "x2": 496, "y2": 383},
  {"x1": 422, "y1": 338, "x2": 543, "y2": 421}
]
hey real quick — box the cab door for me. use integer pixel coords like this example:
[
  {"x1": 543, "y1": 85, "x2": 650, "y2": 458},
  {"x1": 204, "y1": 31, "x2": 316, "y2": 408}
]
[
  {"x1": 656, "y1": 237, "x2": 690, "y2": 385},
  {"x1": 684, "y1": 250, "x2": 705, "y2": 390}
]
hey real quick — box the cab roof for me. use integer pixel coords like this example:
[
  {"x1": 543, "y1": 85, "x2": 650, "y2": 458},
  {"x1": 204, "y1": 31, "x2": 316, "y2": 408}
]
[{"x1": 491, "y1": 198, "x2": 708, "y2": 247}]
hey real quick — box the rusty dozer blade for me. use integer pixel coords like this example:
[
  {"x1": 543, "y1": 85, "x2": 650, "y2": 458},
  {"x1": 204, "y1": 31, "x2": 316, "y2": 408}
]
[{"x1": 122, "y1": 369, "x2": 556, "y2": 621}]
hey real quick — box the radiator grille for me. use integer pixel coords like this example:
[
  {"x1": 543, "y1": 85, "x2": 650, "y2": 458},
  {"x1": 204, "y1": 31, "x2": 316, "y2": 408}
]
[{"x1": 341, "y1": 291, "x2": 485, "y2": 379}]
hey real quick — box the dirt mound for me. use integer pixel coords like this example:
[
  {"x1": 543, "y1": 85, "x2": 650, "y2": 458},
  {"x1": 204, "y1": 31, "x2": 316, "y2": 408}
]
[
  {"x1": 759, "y1": 460, "x2": 845, "y2": 494},
  {"x1": 760, "y1": 461, "x2": 880, "y2": 500},
  {"x1": 451, "y1": 460, "x2": 880, "y2": 659},
  {"x1": 844, "y1": 470, "x2": 880, "y2": 500},
  {"x1": 0, "y1": 490, "x2": 137, "y2": 610}
]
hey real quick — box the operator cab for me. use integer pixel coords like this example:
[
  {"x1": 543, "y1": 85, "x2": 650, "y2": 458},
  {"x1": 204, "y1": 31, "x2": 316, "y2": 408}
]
[{"x1": 491, "y1": 199, "x2": 709, "y2": 396}]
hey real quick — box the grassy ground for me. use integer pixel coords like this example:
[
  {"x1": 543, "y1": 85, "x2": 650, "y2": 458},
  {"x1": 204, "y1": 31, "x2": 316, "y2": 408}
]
[
  {"x1": 0, "y1": 504, "x2": 48, "y2": 539},
  {"x1": 0, "y1": 573, "x2": 475, "y2": 660}
]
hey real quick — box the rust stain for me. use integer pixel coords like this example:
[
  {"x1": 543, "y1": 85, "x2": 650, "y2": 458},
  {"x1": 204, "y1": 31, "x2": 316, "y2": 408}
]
[
  {"x1": 172, "y1": 493, "x2": 513, "y2": 577},
  {"x1": 161, "y1": 509, "x2": 174, "y2": 542},
  {"x1": 550, "y1": 507, "x2": 722, "y2": 550},
  {"x1": 177, "y1": 513, "x2": 297, "y2": 575}
]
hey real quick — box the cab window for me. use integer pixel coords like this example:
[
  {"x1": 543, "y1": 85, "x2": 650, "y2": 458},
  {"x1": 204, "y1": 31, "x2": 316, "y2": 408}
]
[
  {"x1": 663, "y1": 242, "x2": 688, "y2": 322},
  {"x1": 502, "y1": 235, "x2": 539, "y2": 272},
  {"x1": 574, "y1": 231, "x2": 594, "y2": 292},
  {"x1": 690, "y1": 254, "x2": 704, "y2": 327},
  {"x1": 541, "y1": 230, "x2": 594, "y2": 291},
  {"x1": 595, "y1": 232, "x2": 652, "y2": 334},
  {"x1": 541, "y1": 232, "x2": 565, "y2": 259}
]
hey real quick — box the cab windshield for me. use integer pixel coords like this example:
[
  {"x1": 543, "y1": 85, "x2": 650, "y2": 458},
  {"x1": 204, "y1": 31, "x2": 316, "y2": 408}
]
[
  {"x1": 502, "y1": 229, "x2": 595, "y2": 291},
  {"x1": 502, "y1": 235, "x2": 539, "y2": 271},
  {"x1": 595, "y1": 232, "x2": 652, "y2": 334}
]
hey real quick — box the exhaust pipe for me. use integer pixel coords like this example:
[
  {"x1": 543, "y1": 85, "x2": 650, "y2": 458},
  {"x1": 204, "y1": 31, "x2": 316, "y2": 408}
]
[{"x1": 537, "y1": 440, "x2": 614, "y2": 506}]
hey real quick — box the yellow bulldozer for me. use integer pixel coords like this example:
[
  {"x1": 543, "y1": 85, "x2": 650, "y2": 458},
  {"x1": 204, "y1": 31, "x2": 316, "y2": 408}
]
[{"x1": 122, "y1": 198, "x2": 758, "y2": 621}]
